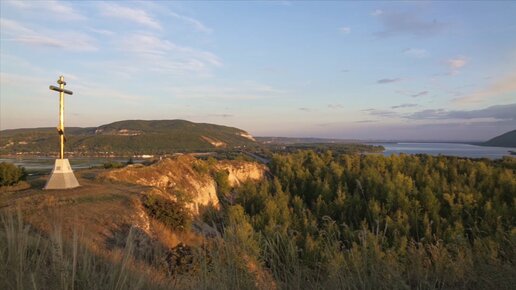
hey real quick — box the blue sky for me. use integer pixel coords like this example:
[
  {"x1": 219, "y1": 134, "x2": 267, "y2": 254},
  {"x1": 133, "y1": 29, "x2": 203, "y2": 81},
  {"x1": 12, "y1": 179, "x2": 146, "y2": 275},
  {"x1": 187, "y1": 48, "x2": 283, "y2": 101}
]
[{"x1": 1, "y1": 1, "x2": 515, "y2": 140}]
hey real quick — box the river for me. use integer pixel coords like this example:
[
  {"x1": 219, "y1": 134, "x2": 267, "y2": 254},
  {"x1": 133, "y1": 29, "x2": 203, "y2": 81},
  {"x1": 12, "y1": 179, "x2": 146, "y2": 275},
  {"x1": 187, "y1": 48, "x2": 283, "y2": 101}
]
[{"x1": 371, "y1": 142, "x2": 514, "y2": 159}]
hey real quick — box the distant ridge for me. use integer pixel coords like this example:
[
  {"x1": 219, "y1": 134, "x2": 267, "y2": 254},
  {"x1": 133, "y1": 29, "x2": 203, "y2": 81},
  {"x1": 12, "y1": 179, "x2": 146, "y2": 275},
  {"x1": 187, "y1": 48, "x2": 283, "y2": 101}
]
[
  {"x1": 0, "y1": 120, "x2": 257, "y2": 155},
  {"x1": 482, "y1": 129, "x2": 516, "y2": 148}
]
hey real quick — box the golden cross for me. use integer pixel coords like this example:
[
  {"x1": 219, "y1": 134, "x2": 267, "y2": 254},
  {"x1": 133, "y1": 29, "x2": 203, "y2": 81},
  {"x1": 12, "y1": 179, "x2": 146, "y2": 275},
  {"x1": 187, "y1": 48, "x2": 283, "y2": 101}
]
[{"x1": 49, "y1": 76, "x2": 74, "y2": 159}]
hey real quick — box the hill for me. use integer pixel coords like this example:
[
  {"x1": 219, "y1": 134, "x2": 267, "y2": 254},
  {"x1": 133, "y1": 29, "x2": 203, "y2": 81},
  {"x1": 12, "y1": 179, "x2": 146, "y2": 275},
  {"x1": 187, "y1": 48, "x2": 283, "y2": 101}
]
[
  {"x1": 483, "y1": 129, "x2": 516, "y2": 148},
  {"x1": 0, "y1": 120, "x2": 257, "y2": 156}
]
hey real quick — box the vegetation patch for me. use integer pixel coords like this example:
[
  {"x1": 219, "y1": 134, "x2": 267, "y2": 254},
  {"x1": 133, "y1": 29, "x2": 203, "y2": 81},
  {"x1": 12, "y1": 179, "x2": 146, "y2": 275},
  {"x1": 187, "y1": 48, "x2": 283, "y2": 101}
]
[
  {"x1": 0, "y1": 162, "x2": 26, "y2": 186},
  {"x1": 143, "y1": 193, "x2": 192, "y2": 231}
]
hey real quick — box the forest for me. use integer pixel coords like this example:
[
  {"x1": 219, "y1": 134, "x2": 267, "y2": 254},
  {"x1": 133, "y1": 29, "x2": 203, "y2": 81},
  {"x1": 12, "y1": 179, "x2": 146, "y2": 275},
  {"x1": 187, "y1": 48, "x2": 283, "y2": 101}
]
[{"x1": 207, "y1": 151, "x2": 515, "y2": 288}]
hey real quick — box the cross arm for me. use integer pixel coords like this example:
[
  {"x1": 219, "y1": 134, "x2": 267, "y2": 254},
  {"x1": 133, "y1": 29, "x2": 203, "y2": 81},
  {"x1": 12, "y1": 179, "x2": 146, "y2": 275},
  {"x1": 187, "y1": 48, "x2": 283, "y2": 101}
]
[{"x1": 49, "y1": 85, "x2": 73, "y2": 95}]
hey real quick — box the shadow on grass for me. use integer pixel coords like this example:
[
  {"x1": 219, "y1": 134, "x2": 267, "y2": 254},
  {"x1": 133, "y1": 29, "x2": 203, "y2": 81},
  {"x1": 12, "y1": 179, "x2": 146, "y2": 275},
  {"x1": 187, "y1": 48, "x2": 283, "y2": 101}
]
[{"x1": 28, "y1": 178, "x2": 46, "y2": 189}]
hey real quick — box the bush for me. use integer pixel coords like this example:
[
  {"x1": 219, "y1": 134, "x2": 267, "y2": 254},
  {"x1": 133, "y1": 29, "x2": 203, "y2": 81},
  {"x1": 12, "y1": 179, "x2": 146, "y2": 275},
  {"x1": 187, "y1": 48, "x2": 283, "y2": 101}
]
[
  {"x1": 192, "y1": 160, "x2": 209, "y2": 175},
  {"x1": 143, "y1": 193, "x2": 192, "y2": 231},
  {"x1": 103, "y1": 161, "x2": 124, "y2": 169},
  {"x1": 214, "y1": 170, "x2": 231, "y2": 196},
  {"x1": 0, "y1": 162, "x2": 26, "y2": 186}
]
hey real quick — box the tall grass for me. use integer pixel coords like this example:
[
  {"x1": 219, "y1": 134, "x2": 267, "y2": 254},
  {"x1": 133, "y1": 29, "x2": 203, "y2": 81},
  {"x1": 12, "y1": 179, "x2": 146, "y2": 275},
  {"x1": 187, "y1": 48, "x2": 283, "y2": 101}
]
[
  {"x1": 0, "y1": 211, "x2": 162, "y2": 290},
  {"x1": 0, "y1": 210, "x2": 260, "y2": 290},
  {"x1": 1, "y1": 210, "x2": 514, "y2": 289}
]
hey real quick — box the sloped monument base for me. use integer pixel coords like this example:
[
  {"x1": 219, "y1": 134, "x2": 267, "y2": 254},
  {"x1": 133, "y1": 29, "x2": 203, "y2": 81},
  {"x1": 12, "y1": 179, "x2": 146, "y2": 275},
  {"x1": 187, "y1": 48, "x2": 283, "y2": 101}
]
[{"x1": 44, "y1": 159, "x2": 80, "y2": 190}]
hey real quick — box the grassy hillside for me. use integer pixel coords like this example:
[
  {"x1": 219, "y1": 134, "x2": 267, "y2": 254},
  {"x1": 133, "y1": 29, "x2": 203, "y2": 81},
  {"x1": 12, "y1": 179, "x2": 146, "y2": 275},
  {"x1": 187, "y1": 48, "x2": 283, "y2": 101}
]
[
  {"x1": 483, "y1": 129, "x2": 516, "y2": 148},
  {"x1": 0, "y1": 120, "x2": 257, "y2": 155}
]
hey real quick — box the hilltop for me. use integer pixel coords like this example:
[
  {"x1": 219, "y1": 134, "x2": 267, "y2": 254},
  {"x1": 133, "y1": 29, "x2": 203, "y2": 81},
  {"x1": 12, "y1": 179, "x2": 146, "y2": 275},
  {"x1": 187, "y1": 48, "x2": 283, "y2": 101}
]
[
  {"x1": 483, "y1": 129, "x2": 516, "y2": 148},
  {"x1": 0, "y1": 120, "x2": 257, "y2": 156}
]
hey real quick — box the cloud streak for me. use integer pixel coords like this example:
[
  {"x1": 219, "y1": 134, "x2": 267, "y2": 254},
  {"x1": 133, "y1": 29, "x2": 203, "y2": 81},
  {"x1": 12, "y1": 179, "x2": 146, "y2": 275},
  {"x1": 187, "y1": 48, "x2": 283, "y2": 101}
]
[
  {"x1": 377, "y1": 78, "x2": 401, "y2": 84},
  {"x1": 99, "y1": 3, "x2": 161, "y2": 30},
  {"x1": 0, "y1": 18, "x2": 98, "y2": 51},
  {"x1": 117, "y1": 33, "x2": 222, "y2": 75},
  {"x1": 391, "y1": 103, "x2": 418, "y2": 109},
  {"x1": 411, "y1": 91, "x2": 428, "y2": 98},
  {"x1": 363, "y1": 109, "x2": 399, "y2": 118},
  {"x1": 403, "y1": 48, "x2": 428, "y2": 58},
  {"x1": 363, "y1": 104, "x2": 516, "y2": 123},
  {"x1": 6, "y1": 0, "x2": 85, "y2": 21},
  {"x1": 169, "y1": 11, "x2": 211, "y2": 33},
  {"x1": 328, "y1": 104, "x2": 344, "y2": 109},
  {"x1": 374, "y1": 11, "x2": 448, "y2": 37},
  {"x1": 408, "y1": 103, "x2": 516, "y2": 121},
  {"x1": 454, "y1": 74, "x2": 516, "y2": 104}
]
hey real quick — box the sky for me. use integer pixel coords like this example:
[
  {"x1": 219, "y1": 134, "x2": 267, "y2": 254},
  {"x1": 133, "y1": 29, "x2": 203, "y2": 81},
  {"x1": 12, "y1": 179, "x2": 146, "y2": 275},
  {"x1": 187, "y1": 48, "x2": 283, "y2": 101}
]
[{"x1": 1, "y1": 1, "x2": 515, "y2": 141}]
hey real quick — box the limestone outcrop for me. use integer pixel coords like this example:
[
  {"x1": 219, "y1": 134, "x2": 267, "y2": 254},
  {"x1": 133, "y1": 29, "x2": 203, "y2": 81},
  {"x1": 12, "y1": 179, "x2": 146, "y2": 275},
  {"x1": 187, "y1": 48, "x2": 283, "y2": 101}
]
[{"x1": 101, "y1": 155, "x2": 267, "y2": 215}]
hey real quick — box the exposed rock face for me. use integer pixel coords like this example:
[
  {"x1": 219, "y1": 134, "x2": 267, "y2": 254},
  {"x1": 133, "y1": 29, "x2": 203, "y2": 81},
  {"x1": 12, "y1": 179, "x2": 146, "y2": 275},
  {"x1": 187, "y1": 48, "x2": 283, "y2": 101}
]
[
  {"x1": 101, "y1": 155, "x2": 267, "y2": 215},
  {"x1": 216, "y1": 161, "x2": 267, "y2": 187},
  {"x1": 201, "y1": 136, "x2": 227, "y2": 148},
  {"x1": 238, "y1": 132, "x2": 256, "y2": 141}
]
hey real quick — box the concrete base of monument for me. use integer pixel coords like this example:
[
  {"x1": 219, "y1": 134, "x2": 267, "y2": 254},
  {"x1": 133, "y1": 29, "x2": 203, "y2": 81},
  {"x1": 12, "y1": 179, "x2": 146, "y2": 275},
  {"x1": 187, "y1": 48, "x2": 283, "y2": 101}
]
[{"x1": 44, "y1": 159, "x2": 80, "y2": 190}]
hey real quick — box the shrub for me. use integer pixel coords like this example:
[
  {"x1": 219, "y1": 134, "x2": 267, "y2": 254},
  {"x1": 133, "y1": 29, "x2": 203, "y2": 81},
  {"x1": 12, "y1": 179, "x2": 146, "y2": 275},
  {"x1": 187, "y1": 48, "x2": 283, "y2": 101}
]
[
  {"x1": 192, "y1": 160, "x2": 209, "y2": 175},
  {"x1": 214, "y1": 170, "x2": 231, "y2": 196},
  {"x1": 0, "y1": 162, "x2": 26, "y2": 186},
  {"x1": 103, "y1": 161, "x2": 124, "y2": 169},
  {"x1": 143, "y1": 193, "x2": 192, "y2": 231}
]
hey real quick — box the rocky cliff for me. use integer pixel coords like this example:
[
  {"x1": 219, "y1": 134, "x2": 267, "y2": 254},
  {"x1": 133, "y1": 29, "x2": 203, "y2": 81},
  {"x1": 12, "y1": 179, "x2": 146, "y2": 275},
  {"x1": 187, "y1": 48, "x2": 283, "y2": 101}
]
[{"x1": 101, "y1": 155, "x2": 267, "y2": 214}]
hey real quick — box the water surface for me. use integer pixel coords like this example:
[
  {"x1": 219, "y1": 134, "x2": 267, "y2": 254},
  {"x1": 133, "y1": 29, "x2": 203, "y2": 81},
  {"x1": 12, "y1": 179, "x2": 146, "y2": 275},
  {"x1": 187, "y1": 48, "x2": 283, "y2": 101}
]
[
  {"x1": 372, "y1": 142, "x2": 514, "y2": 159},
  {"x1": 0, "y1": 157, "x2": 138, "y2": 173}
]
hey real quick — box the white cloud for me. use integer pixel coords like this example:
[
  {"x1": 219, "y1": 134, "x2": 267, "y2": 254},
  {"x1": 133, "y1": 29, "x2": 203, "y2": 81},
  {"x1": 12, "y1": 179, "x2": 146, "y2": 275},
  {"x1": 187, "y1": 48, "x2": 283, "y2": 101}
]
[
  {"x1": 339, "y1": 26, "x2": 351, "y2": 34},
  {"x1": 5, "y1": 0, "x2": 85, "y2": 21},
  {"x1": 114, "y1": 33, "x2": 222, "y2": 75},
  {"x1": 0, "y1": 18, "x2": 33, "y2": 34},
  {"x1": 98, "y1": 3, "x2": 161, "y2": 30},
  {"x1": 446, "y1": 56, "x2": 468, "y2": 75},
  {"x1": 0, "y1": 18, "x2": 98, "y2": 51},
  {"x1": 448, "y1": 56, "x2": 467, "y2": 69}
]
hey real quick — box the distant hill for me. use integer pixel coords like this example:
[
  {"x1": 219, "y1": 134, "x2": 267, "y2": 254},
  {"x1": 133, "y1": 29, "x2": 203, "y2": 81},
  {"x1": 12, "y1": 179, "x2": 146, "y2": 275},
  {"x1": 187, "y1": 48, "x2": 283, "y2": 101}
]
[
  {"x1": 0, "y1": 120, "x2": 257, "y2": 156},
  {"x1": 483, "y1": 130, "x2": 516, "y2": 148}
]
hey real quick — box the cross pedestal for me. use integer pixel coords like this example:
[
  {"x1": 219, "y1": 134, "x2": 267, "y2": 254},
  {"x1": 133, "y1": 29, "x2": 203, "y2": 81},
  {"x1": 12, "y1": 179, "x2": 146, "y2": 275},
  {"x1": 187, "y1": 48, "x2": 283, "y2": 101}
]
[{"x1": 44, "y1": 159, "x2": 80, "y2": 189}]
